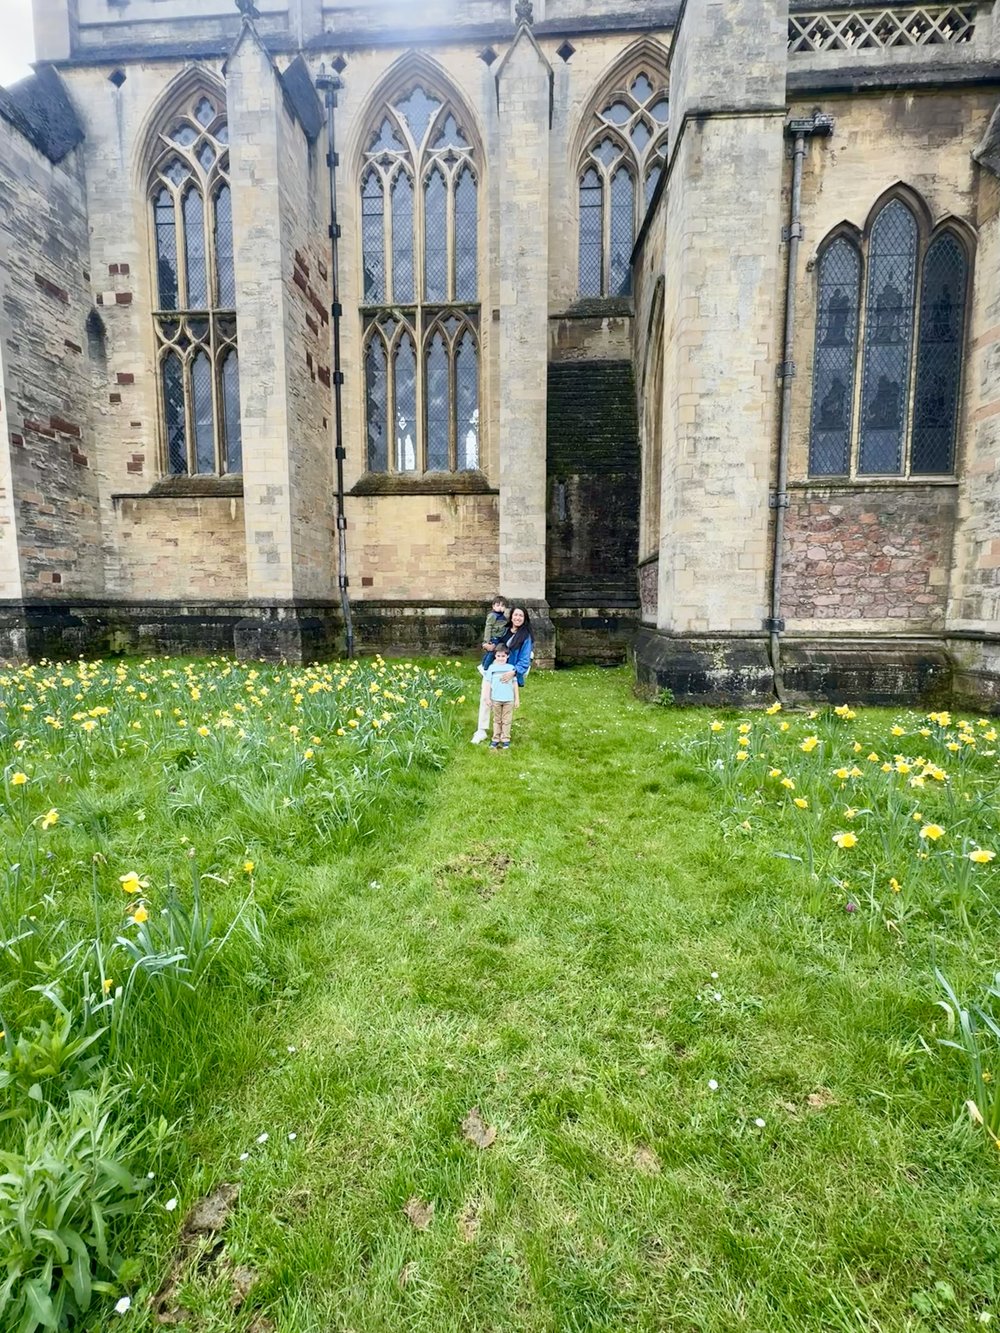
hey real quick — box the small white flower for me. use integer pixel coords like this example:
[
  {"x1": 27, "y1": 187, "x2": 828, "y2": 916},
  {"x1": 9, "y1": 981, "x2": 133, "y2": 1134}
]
[
  {"x1": 707, "y1": 1079, "x2": 719, "y2": 1091},
  {"x1": 978, "y1": 1315, "x2": 992, "y2": 1326},
  {"x1": 286, "y1": 1045, "x2": 297, "y2": 1054},
  {"x1": 239, "y1": 1152, "x2": 250, "y2": 1161},
  {"x1": 754, "y1": 1118, "x2": 766, "y2": 1128},
  {"x1": 288, "y1": 1132, "x2": 297, "y2": 1141},
  {"x1": 257, "y1": 1132, "x2": 269, "y2": 1144},
  {"x1": 165, "y1": 1198, "x2": 178, "y2": 1212},
  {"x1": 713, "y1": 992, "x2": 722, "y2": 1002},
  {"x1": 710, "y1": 972, "x2": 719, "y2": 980},
  {"x1": 147, "y1": 1172, "x2": 155, "y2": 1180},
  {"x1": 115, "y1": 1296, "x2": 132, "y2": 1315},
  {"x1": 369, "y1": 880, "x2": 380, "y2": 888}
]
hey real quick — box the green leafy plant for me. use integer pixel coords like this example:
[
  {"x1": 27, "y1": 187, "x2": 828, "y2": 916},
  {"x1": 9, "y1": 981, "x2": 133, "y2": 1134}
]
[
  {"x1": 0, "y1": 1082, "x2": 145, "y2": 1332},
  {"x1": 0, "y1": 993, "x2": 105, "y2": 1129},
  {"x1": 935, "y1": 967, "x2": 1000, "y2": 1145}
]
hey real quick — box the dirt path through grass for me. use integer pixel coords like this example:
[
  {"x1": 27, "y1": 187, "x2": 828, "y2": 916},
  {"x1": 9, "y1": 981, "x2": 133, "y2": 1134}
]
[{"x1": 173, "y1": 667, "x2": 997, "y2": 1333}]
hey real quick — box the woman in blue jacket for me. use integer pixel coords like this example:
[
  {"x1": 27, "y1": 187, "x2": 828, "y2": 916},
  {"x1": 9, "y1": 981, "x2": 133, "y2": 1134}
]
[{"x1": 472, "y1": 606, "x2": 533, "y2": 743}]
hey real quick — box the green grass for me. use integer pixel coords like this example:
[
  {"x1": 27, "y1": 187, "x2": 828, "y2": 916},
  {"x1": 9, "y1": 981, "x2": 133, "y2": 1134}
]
[{"x1": 4, "y1": 661, "x2": 1000, "y2": 1331}]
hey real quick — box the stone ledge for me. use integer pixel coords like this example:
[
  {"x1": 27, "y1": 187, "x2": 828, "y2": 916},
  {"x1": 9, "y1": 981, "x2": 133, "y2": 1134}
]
[
  {"x1": 112, "y1": 475, "x2": 244, "y2": 501},
  {"x1": 349, "y1": 471, "x2": 497, "y2": 497}
]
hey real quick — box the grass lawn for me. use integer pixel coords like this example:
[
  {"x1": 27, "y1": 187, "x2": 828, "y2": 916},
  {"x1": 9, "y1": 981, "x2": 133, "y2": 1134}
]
[{"x1": 3, "y1": 660, "x2": 1000, "y2": 1331}]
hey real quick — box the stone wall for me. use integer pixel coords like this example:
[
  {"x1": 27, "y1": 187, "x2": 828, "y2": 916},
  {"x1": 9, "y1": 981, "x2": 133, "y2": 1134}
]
[
  {"x1": 111, "y1": 495, "x2": 247, "y2": 599},
  {"x1": 348, "y1": 493, "x2": 499, "y2": 600},
  {"x1": 782, "y1": 485, "x2": 956, "y2": 631},
  {"x1": 0, "y1": 113, "x2": 102, "y2": 601}
]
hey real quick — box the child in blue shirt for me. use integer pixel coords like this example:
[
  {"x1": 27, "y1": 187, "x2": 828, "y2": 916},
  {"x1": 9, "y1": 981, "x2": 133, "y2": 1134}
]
[{"x1": 485, "y1": 644, "x2": 519, "y2": 750}]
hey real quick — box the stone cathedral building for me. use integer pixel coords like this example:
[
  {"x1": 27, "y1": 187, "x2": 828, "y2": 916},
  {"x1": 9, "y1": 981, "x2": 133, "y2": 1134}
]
[{"x1": 2, "y1": 0, "x2": 1000, "y2": 706}]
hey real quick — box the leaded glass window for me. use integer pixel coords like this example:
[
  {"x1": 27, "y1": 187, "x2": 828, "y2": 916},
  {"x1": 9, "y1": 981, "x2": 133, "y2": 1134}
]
[
  {"x1": 578, "y1": 69, "x2": 669, "y2": 296},
  {"x1": 149, "y1": 90, "x2": 241, "y2": 475},
  {"x1": 911, "y1": 232, "x2": 968, "y2": 475},
  {"x1": 807, "y1": 194, "x2": 970, "y2": 480},
  {"x1": 808, "y1": 236, "x2": 861, "y2": 477},
  {"x1": 360, "y1": 85, "x2": 480, "y2": 473},
  {"x1": 858, "y1": 199, "x2": 918, "y2": 474}
]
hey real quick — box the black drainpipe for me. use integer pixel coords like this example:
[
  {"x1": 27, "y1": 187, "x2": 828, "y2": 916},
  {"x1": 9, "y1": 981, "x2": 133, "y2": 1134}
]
[
  {"x1": 316, "y1": 62, "x2": 355, "y2": 658},
  {"x1": 768, "y1": 112, "x2": 834, "y2": 700}
]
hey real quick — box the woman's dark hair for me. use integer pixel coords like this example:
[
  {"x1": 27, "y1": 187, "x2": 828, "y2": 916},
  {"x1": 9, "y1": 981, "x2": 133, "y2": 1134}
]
[{"x1": 506, "y1": 605, "x2": 532, "y2": 651}]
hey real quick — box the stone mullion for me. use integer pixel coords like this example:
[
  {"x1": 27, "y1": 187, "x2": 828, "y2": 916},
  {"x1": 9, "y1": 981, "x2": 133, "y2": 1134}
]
[
  {"x1": 181, "y1": 336, "x2": 196, "y2": 476},
  {"x1": 448, "y1": 325, "x2": 458, "y2": 471},
  {"x1": 387, "y1": 331, "x2": 398, "y2": 475},
  {"x1": 848, "y1": 246, "x2": 871, "y2": 480},
  {"x1": 415, "y1": 307, "x2": 426, "y2": 472},
  {"x1": 903, "y1": 240, "x2": 929, "y2": 480},
  {"x1": 209, "y1": 316, "x2": 224, "y2": 475}
]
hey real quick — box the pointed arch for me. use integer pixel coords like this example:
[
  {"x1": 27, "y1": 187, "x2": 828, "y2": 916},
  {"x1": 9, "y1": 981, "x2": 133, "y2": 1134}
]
[
  {"x1": 346, "y1": 51, "x2": 485, "y2": 184},
  {"x1": 806, "y1": 188, "x2": 973, "y2": 480},
  {"x1": 133, "y1": 64, "x2": 227, "y2": 193},
  {"x1": 570, "y1": 36, "x2": 670, "y2": 168},
  {"x1": 356, "y1": 54, "x2": 483, "y2": 474},
  {"x1": 573, "y1": 37, "x2": 670, "y2": 297},
  {"x1": 144, "y1": 68, "x2": 239, "y2": 477}
]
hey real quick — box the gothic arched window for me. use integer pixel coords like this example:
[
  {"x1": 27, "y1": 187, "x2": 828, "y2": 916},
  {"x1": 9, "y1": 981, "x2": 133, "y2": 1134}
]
[
  {"x1": 808, "y1": 235, "x2": 861, "y2": 477},
  {"x1": 149, "y1": 90, "x2": 241, "y2": 476},
  {"x1": 807, "y1": 194, "x2": 970, "y2": 478},
  {"x1": 577, "y1": 70, "x2": 669, "y2": 297},
  {"x1": 360, "y1": 88, "x2": 480, "y2": 473}
]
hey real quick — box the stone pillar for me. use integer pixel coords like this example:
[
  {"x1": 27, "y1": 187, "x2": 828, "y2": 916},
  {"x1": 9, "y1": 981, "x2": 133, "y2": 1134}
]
[
  {"x1": 226, "y1": 20, "x2": 337, "y2": 661},
  {"x1": 636, "y1": 0, "x2": 789, "y2": 701},
  {"x1": 948, "y1": 118, "x2": 1000, "y2": 706},
  {"x1": 31, "y1": 0, "x2": 73, "y2": 63},
  {"x1": 495, "y1": 19, "x2": 555, "y2": 666}
]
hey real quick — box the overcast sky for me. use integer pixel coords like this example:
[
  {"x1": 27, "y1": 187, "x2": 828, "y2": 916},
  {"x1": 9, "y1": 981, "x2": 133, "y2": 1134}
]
[{"x1": 1, "y1": 0, "x2": 37, "y2": 88}]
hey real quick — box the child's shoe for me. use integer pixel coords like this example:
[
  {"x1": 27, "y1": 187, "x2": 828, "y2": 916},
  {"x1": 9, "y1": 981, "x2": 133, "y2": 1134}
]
[
  {"x1": 471, "y1": 729, "x2": 487, "y2": 744},
  {"x1": 489, "y1": 741, "x2": 500, "y2": 750}
]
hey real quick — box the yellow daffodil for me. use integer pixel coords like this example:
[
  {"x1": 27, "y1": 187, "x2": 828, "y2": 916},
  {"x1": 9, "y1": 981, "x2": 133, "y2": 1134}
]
[
  {"x1": 244, "y1": 860, "x2": 255, "y2": 874},
  {"x1": 844, "y1": 807, "x2": 857, "y2": 819},
  {"x1": 919, "y1": 824, "x2": 945, "y2": 841},
  {"x1": 834, "y1": 767, "x2": 850, "y2": 780},
  {"x1": 10, "y1": 772, "x2": 28, "y2": 786},
  {"x1": 800, "y1": 736, "x2": 819, "y2": 753},
  {"x1": 780, "y1": 776, "x2": 795, "y2": 789},
  {"x1": 103, "y1": 978, "x2": 114, "y2": 994},
  {"x1": 832, "y1": 831, "x2": 857, "y2": 849},
  {"x1": 765, "y1": 702, "x2": 781, "y2": 715},
  {"x1": 768, "y1": 768, "x2": 782, "y2": 778},
  {"x1": 890, "y1": 725, "x2": 905, "y2": 737},
  {"x1": 793, "y1": 796, "x2": 808, "y2": 809},
  {"x1": 419, "y1": 699, "x2": 429, "y2": 709},
  {"x1": 132, "y1": 906, "x2": 149, "y2": 925},
  {"x1": 303, "y1": 748, "x2": 314, "y2": 759},
  {"x1": 348, "y1": 719, "x2": 359, "y2": 729},
  {"x1": 40, "y1": 808, "x2": 58, "y2": 829},
  {"x1": 867, "y1": 752, "x2": 879, "y2": 763},
  {"x1": 889, "y1": 877, "x2": 901, "y2": 893},
  {"x1": 336, "y1": 727, "x2": 345, "y2": 736},
  {"x1": 735, "y1": 750, "x2": 748, "y2": 761},
  {"x1": 779, "y1": 721, "x2": 790, "y2": 732},
  {"x1": 969, "y1": 849, "x2": 996, "y2": 864},
  {"x1": 119, "y1": 871, "x2": 150, "y2": 894},
  {"x1": 738, "y1": 723, "x2": 751, "y2": 734}
]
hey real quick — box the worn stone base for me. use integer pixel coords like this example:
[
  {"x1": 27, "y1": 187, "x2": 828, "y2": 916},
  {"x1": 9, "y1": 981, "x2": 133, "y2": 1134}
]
[
  {"x1": 632, "y1": 628, "x2": 971, "y2": 708},
  {"x1": 349, "y1": 600, "x2": 558, "y2": 668},
  {"x1": 550, "y1": 606, "x2": 639, "y2": 666},
  {"x1": 0, "y1": 600, "x2": 343, "y2": 663},
  {"x1": 777, "y1": 637, "x2": 952, "y2": 706},
  {"x1": 632, "y1": 629, "x2": 775, "y2": 705},
  {"x1": 948, "y1": 635, "x2": 1000, "y2": 712}
]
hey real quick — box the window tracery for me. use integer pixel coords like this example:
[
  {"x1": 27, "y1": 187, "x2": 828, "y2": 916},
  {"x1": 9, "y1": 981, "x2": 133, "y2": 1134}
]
[
  {"x1": 360, "y1": 84, "x2": 480, "y2": 473},
  {"x1": 577, "y1": 71, "x2": 669, "y2": 296},
  {"x1": 808, "y1": 194, "x2": 969, "y2": 478},
  {"x1": 149, "y1": 89, "x2": 241, "y2": 476}
]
